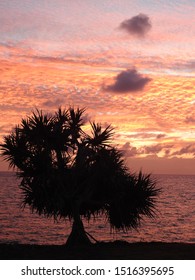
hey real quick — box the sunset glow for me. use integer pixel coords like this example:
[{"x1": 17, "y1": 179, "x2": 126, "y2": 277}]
[{"x1": 0, "y1": 0, "x2": 195, "y2": 174}]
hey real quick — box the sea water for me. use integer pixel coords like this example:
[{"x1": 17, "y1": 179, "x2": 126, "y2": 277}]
[{"x1": 0, "y1": 172, "x2": 194, "y2": 245}]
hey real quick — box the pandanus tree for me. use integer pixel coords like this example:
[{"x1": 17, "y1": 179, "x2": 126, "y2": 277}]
[{"x1": 0, "y1": 107, "x2": 159, "y2": 247}]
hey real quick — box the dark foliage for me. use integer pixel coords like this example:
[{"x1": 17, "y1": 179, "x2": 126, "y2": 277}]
[{"x1": 0, "y1": 107, "x2": 159, "y2": 243}]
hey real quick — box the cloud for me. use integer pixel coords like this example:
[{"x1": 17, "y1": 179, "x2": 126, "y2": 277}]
[
  {"x1": 143, "y1": 144, "x2": 163, "y2": 154},
  {"x1": 105, "y1": 68, "x2": 151, "y2": 93},
  {"x1": 121, "y1": 142, "x2": 175, "y2": 158},
  {"x1": 185, "y1": 116, "x2": 195, "y2": 123},
  {"x1": 156, "y1": 134, "x2": 166, "y2": 139},
  {"x1": 121, "y1": 142, "x2": 139, "y2": 157},
  {"x1": 143, "y1": 143, "x2": 174, "y2": 155},
  {"x1": 120, "y1": 140, "x2": 195, "y2": 160},
  {"x1": 171, "y1": 144, "x2": 195, "y2": 156},
  {"x1": 42, "y1": 98, "x2": 65, "y2": 108},
  {"x1": 119, "y1": 13, "x2": 152, "y2": 37}
]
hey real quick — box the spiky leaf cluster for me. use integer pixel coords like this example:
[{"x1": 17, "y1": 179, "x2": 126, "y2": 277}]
[{"x1": 0, "y1": 107, "x2": 159, "y2": 230}]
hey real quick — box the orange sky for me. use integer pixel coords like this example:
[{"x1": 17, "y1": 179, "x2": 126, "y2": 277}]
[{"x1": 0, "y1": 0, "x2": 195, "y2": 174}]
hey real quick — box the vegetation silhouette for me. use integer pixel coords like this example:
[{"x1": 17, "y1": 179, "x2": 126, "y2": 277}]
[{"x1": 1, "y1": 107, "x2": 159, "y2": 247}]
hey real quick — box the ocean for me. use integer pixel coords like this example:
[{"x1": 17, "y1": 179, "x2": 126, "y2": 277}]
[{"x1": 0, "y1": 172, "x2": 194, "y2": 245}]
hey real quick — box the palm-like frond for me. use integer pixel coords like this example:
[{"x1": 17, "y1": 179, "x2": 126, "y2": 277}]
[
  {"x1": 1, "y1": 126, "x2": 30, "y2": 169},
  {"x1": 0, "y1": 107, "x2": 159, "y2": 235},
  {"x1": 86, "y1": 122, "x2": 114, "y2": 149},
  {"x1": 108, "y1": 171, "x2": 159, "y2": 231},
  {"x1": 68, "y1": 108, "x2": 85, "y2": 137}
]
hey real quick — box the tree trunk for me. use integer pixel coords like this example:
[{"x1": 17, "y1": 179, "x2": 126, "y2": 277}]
[
  {"x1": 65, "y1": 202, "x2": 91, "y2": 248},
  {"x1": 66, "y1": 219, "x2": 91, "y2": 248}
]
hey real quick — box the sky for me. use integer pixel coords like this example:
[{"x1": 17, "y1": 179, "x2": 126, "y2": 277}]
[{"x1": 0, "y1": 0, "x2": 195, "y2": 174}]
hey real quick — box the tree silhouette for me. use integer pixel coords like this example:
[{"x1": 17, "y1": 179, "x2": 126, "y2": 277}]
[{"x1": 0, "y1": 107, "x2": 159, "y2": 247}]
